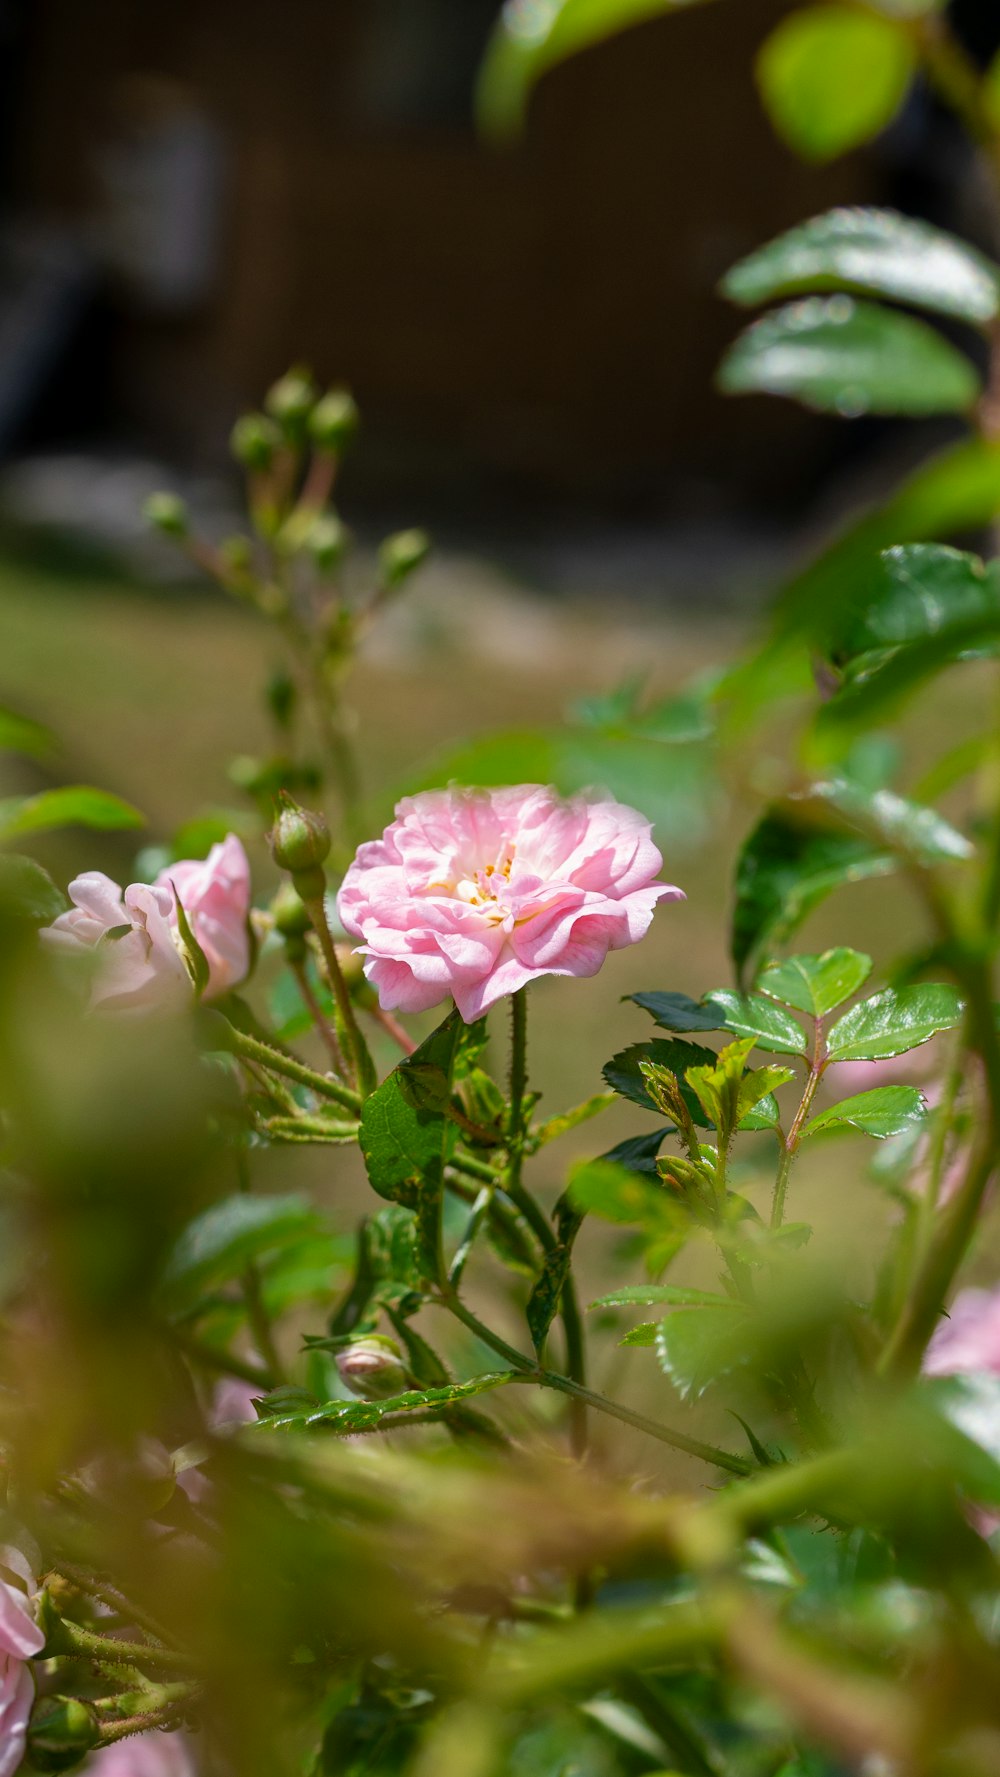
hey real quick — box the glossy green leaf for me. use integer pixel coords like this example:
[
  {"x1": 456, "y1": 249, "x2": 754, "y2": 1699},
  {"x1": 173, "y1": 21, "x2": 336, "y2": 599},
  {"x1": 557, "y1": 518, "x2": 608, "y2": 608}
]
[
  {"x1": 755, "y1": 5, "x2": 916, "y2": 164},
  {"x1": 566, "y1": 1158, "x2": 681, "y2": 1230},
  {"x1": 703, "y1": 990, "x2": 807, "y2": 1055},
  {"x1": 802, "y1": 1085, "x2": 925, "y2": 1140},
  {"x1": 758, "y1": 949, "x2": 872, "y2": 1017},
  {"x1": 0, "y1": 786, "x2": 145, "y2": 842},
  {"x1": 826, "y1": 984, "x2": 963, "y2": 1061},
  {"x1": 0, "y1": 854, "x2": 67, "y2": 926},
  {"x1": 626, "y1": 991, "x2": 724, "y2": 1033},
  {"x1": 722, "y1": 207, "x2": 999, "y2": 324},
  {"x1": 655, "y1": 1306, "x2": 750, "y2": 1401},
  {"x1": 0, "y1": 705, "x2": 57, "y2": 761},
  {"x1": 597, "y1": 1128, "x2": 670, "y2": 1178},
  {"x1": 718, "y1": 297, "x2": 980, "y2": 418},
  {"x1": 476, "y1": 0, "x2": 712, "y2": 140},
  {"x1": 806, "y1": 777, "x2": 973, "y2": 868},
  {"x1": 774, "y1": 438, "x2": 1000, "y2": 648},
  {"x1": 160, "y1": 1193, "x2": 319, "y2": 1302},
  {"x1": 732, "y1": 809, "x2": 893, "y2": 977},
  {"x1": 255, "y1": 1371, "x2": 518, "y2": 1433},
  {"x1": 360, "y1": 1014, "x2": 464, "y2": 1284}
]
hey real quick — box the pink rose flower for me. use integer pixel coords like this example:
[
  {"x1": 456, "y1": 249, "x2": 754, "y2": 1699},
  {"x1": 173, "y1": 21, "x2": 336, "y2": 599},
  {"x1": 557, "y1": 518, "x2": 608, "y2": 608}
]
[
  {"x1": 0, "y1": 1548, "x2": 43, "y2": 1777},
  {"x1": 86, "y1": 1729, "x2": 197, "y2": 1776},
  {"x1": 43, "y1": 836, "x2": 250, "y2": 1014},
  {"x1": 337, "y1": 785, "x2": 682, "y2": 1022},
  {"x1": 923, "y1": 1288, "x2": 1000, "y2": 1377}
]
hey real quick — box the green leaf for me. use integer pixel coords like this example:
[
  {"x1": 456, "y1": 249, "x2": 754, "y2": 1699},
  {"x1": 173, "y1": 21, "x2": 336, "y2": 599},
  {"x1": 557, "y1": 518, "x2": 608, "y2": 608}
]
[
  {"x1": 171, "y1": 880, "x2": 211, "y2": 999},
  {"x1": 603, "y1": 1038, "x2": 717, "y2": 1117},
  {"x1": 702, "y1": 990, "x2": 807, "y2": 1055},
  {"x1": 590, "y1": 1284, "x2": 742, "y2": 1309},
  {"x1": 803, "y1": 777, "x2": 973, "y2": 868},
  {"x1": 566, "y1": 1158, "x2": 683, "y2": 1235},
  {"x1": 530, "y1": 1092, "x2": 614, "y2": 1148},
  {"x1": 722, "y1": 207, "x2": 1000, "y2": 324},
  {"x1": 526, "y1": 1199, "x2": 583, "y2": 1357},
  {"x1": 0, "y1": 705, "x2": 57, "y2": 761},
  {"x1": 773, "y1": 438, "x2": 1000, "y2": 649},
  {"x1": 731, "y1": 810, "x2": 893, "y2": 978},
  {"x1": 160, "y1": 1193, "x2": 318, "y2": 1302},
  {"x1": 755, "y1": 4, "x2": 916, "y2": 164},
  {"x1": 0, "y1": 786, "x2": 145, "y2": 842},
  {"x1": 476, "y1": 0, "x2": 712, "y2": 141},
  {"x1": 255, "y1": 1371, "x2": 518, "y2": 1433},
  {"x1": 826, "y1": 984, "x2": 963, "y2": 1061},
  {"x1": 758, "y1": 949, "x2": 873, "y2": 1017},
  {"x1": 627, "y1": 990, "x2": 724, "y2": 1033},
  {"x1": 718, "y1": 297, "x2": 980, "y2": 418},
  {"x1": 802, "y1": 1084, "x2": 925, "y2": 1140},
  {"x1": 655, "y1": 1306, "x2": 750, "y2": 1401},
  {"x1": 359, "y1": 1012, "x2": 465, "y2": 1283},
  {"x1": 737, "y1": 1065, "x2": 796, "y2": 1124},
  {"x1": 0, "y1": 854, "x2": 67, "y2": 925},
  {"x1": 597, "y1": 1128, "x2": 670, "y2": 1177}
]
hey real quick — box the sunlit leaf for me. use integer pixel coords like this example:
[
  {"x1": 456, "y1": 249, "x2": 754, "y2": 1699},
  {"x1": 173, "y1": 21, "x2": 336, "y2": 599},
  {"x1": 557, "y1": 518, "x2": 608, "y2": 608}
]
[
  {"x1": 0, "y1": 705, "x2": 57, "y2": 761},
  {"x1": 476, "y1": 0, "x2": 713, "y2": 140},
  {"x1": 718, "y1": 298, "x2": 980, "y2": 418},
  {"x1": 0, "y1": 786, "x2": 145, "y2": 842},
  {"x1": 703, "y1": 991, "x2": 807, "y2": 1056},
  {"x1": 255, "y1": 1371, "x2": 518, "y2": 1433},
  {"x1": 603, "y1": 1038, "x2": 716, "y2": 1117},
  {"x1": 731, "y1": 809, "x2": 893, "y2": 978},
  {"x1": 802, "y1": 1085, "x2": 925, "y2": 1140},
  {"x1": 826, "y1": 984, "x2": 963, "y2": 1061},
  {"x1": 758, "y1": 949, "x2": 872, "y2": 1017},
  {"x1": 591, "y1": 1284, "x2": 741, "y2": 1310},
  {"x1": 805, "y1": 778, "x2": 974, "y2": 868},
  {"x1": 755, "y1": 4, "x2": 916, "y2": 164},
  {"x1": 722, "y1": 207, "x2": 999, "y2": 324}
]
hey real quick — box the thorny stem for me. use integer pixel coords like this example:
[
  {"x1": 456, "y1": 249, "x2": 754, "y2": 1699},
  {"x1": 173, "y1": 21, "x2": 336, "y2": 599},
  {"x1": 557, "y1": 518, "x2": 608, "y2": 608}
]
[
  {"x1": 505, "y1": 989, "x2": 529, "y2": 1205},
  {"x1": 302, "y1": 892, "x2": 375, "y2": 1095},
  {"x1": 224, "y1": 1024, "x2": 361, "y2": 1115},
  {"x1": 771, "y1": 1019, "x2": 827, "y2": 1230}
]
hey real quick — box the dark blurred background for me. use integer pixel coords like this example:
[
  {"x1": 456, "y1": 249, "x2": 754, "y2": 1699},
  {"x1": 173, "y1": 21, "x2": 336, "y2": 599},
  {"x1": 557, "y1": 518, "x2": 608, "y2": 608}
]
[{"x1": 0, "y1": 0, "x2": 996, "y2": 577}]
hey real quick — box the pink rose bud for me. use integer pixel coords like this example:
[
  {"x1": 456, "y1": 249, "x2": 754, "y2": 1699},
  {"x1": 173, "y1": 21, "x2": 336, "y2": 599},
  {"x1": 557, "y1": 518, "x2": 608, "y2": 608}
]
[
  {"x1": 42, "y1": 836, "x2": 250, "y2": 1015},
  {"x1": 336, "y1": 1336, "x2": 409, "y2": 1400},
  {"x1": 337, "y1": 785, "x2": 683, "y2": 1023}
]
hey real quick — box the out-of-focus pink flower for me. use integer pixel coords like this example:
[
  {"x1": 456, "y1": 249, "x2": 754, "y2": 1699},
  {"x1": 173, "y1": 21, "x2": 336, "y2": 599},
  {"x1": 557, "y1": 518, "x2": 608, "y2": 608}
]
[
  {"x1": 338, "y1": 785, "x2": 682, "y2": 1023},
  {"x1": 923, "y1": 1288, "x2": 1000, "y2": 1377},
  {"x1": 86, "y1": 1729, "x2": 197, "y2": 1776},
  {"x1": 826, "y1": 1047, "x2": 933, "y2": 1100},
  {"x1": 154, "y1": 835, "x2": 250, "y2": 998},
  {"x1": 43, "y1": 836, "x2": 250, "y2": 1014},
  {"x1": 0, "y1": 1549, "x2": 43, "y2": 1777}
]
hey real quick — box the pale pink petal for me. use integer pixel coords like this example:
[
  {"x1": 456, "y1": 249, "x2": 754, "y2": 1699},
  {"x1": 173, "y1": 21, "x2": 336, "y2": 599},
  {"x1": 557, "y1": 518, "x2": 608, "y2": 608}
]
[
  {"x1": 0, "y1": 1577, "x2": 42, "y2": 1660},
  {"x1": 0, "y1": 1657, "x2": 33, "y2": 1777}
]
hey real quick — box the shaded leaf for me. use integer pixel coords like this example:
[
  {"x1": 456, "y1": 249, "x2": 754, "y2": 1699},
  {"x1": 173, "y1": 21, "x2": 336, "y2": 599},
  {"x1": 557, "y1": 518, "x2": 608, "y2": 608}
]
[
  {"x1": 755, "y1": 4, "x2": 915, "y2": 164},
  {"x1": 826, "y1": 984, "x2": 963, "y2": 1061},
  {"x1": 161, "y1": 1194, "x2": 318, "y2": 1303},
  {"x1": 718, "y1": 297, "x2": 979, "y2": 418},
  {"x1": 655, "y1": 1307, "x2": 750, "y2": 1401},
  {"x1": 526, "y1": 1199, "x2": 584, "y2": 1356},
  {"x1": 626, "y1": 990, "x2": 724, "y2": 1033},
  {"x1": 758, "y1": 948, "x2": 873, "y2": 1017},
  {"x1": 732, "y1": 810, "x2": 893, "y2": 977},
  {"x1": 0, "y1": 854, "x2": 67, "y2": 925},
  {"x1": 597, "y1": 1127, "x2": 671, "y2": 1178},
  {"x1": 603, "y1": 1038, "x2": 716, "y2": 1118},
  {"x1": 802, "y1": 1085, "x2": 925, "y2": 1140}
]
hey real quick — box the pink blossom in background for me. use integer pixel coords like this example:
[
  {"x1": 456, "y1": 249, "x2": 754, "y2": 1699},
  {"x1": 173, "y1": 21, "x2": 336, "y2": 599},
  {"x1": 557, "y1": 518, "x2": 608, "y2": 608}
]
[
  {"x1": 338, "y1": 785, "x2": 682, "y2": 1022},
  {"x1": 923, "y1": 1288, "x2": 1000, "y2": 1377},
  {"x1": 86, "y1": 1729, "x2": 197, "y2": 1776},
  {"x1": 826, "y1": 1048, "x2": 931, "y2": 1100},
  {"x1": 0, "y1": 1548, "x2": 43, "y2": 1777},
  {"x1": 43, "y1": 836, "x2": 250, "y2": 1014}
]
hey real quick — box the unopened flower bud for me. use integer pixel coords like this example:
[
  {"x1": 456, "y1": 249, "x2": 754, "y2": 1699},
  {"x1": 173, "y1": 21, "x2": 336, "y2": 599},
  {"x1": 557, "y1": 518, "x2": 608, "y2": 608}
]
[
  {"x1": 379, "y1": 529, "x2": 430, "y2": 591},
  {"x1": 336, "y1": 1336, "x2": 409, "y2": 1400},
  {"x1": 269, "y1": 794, "x2": 331, "y2": 880},
  {"x1": 28, "y1": 1697, "x2": 100, "y2": 1770},
  {"x1": 143, "y1": 491, "x2": 188, "y2": 537},
  {"x1": 271, "y1": 881, "x2": 311, "y2": 940},
  {"x1": 307, "y1": 513, "x2": 349, "y2": 574},
  {"x1": 265, "y1": 366, "x2": 317, "y2": 440},
  {"x1": 309, "y1": 388, "x2": 359, "y2": 453},
  {"x1": 231, "y1": 412, "x2": 282, "y2": 471}
]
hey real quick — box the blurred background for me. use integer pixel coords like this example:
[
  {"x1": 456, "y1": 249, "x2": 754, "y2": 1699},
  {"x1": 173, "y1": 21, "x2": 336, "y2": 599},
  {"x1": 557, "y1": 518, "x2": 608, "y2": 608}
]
[{"x1": 2, "y1": 0, "x2": 1000, "y2": 1138}]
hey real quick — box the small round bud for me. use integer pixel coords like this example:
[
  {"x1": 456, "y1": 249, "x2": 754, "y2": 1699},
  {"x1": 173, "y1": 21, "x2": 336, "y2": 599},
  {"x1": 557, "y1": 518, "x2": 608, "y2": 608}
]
[
  {"x1": 271, "y1": 881, "x2": 311, "y2": 940},
  {"x1": 309, "y1": 388, "x2": 359, "y2": 453},
  {"x1": 336, "y1": 1336, "x2": 409, "y2": 1401},
  {"x1": 265, "y1": 366, "x2": 317, "y2": 440},
  {"x1": 143, "y1": 491, "x2": 188, "y2": 537},
  {"x1": 269, "y1": 794, "x2": 331, "y2": 876},
  {"x1": 231, "y1": 412, "x2": 282, "y2": 471},
  {"x1": 307, "y1": 513, "x2": 349, "y2": 574},
  {"x1": 379, "y1": 529, "x2": 431, "y2": 591},
  {"x1": 28, "y1": 1697, "x2": 100, "y2": 1769}
]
